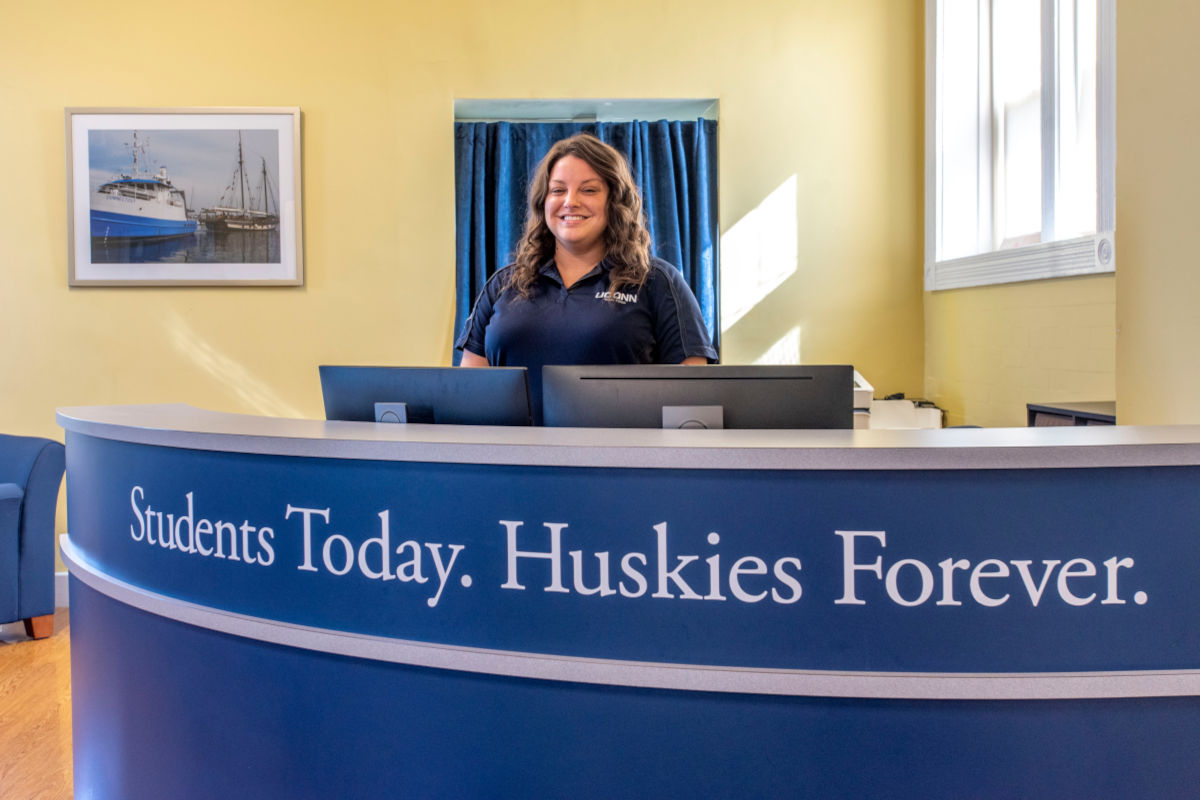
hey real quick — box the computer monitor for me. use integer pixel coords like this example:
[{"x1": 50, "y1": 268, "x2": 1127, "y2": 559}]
[
  {"x1": 541, "y1": 364, "x2": 855, "y2": 429},
  {"x1": 319, "y1": 366, "x2": 532, "y2": 425}
]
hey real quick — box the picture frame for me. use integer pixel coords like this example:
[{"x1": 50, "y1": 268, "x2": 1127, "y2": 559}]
[{"x1": 66, "y1": 107, "x2": 303, "y2": 287}]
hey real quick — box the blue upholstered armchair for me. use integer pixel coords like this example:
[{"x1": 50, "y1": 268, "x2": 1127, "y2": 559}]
[{"x1": 1, "y1": 434, "x2": 65, "y2": 639}]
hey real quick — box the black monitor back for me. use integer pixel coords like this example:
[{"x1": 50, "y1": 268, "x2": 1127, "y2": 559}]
[
  {"x1": 541, "y1": 364, "x2": 854, "y2": 429},
  {"x1": 319, "y1": 366, "x2": 532, "y2": 425}
]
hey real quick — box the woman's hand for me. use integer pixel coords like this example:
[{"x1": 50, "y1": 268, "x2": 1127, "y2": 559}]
[{"x1": 460, "y1": 351, "x2": 489, "y2": 367}]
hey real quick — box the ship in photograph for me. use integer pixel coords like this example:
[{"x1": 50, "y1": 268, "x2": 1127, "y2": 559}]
[
  {"x1": 90, "y1": 132, "x2": 197, "y2": 240},
  {"x1": 200, "y1": 132, "x2": 279, "y2": 233}
]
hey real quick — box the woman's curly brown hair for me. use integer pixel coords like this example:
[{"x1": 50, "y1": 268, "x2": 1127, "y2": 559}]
[{"x1": 506, "y1": 134, "x2": 652, "y2": 298}]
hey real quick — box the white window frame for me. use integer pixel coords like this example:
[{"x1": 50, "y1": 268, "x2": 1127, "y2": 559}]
[{"x1": 924, "y1": 0, "x2": 1115, "y2": 291}]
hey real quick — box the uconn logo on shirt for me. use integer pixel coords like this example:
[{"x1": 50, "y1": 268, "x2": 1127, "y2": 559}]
[{"x1": 595, "y1": 290, "x2": 639, "y2": 304}]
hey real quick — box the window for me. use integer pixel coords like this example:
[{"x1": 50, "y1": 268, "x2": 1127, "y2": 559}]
[{"x1": 925, "y1": 0, "x2": 1115, "y2": 290}]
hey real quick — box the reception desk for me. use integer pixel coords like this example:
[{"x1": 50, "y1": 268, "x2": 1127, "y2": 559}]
[{"x1": 58, "y1": 404, "x2": 1200, "y2": 798}]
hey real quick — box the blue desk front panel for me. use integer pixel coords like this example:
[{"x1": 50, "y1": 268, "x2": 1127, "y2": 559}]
[
  {"x1": 66, "y1": 433, "x2": 1200, "y2": 673},
  {"x1": 62, "y1": 429, "x2": 1200, "y2": 797},
  {"x1": 69, "y1": 580, "x2": 1200, "y2": 799}
]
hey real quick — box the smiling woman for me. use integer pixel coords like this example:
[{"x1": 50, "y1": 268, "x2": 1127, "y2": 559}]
[
  {"x1": 455, "y1": 133, "x2": 716, "y2": 422},
  {"x1": 543, "y1": 154, "x2": 610, "y2": 283}
]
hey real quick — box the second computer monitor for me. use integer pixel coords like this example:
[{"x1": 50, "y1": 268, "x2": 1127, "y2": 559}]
[{"x1": 541, "y1": 364, "x2": 854, "y2": 430}]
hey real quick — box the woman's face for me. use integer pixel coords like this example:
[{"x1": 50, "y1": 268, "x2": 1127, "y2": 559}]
[{"x1": 544, "y1": 155, "x2": 609, "y2": 257}]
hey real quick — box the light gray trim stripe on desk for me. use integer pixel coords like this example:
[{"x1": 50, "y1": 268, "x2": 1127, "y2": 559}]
[
  {"x1": 61, "y1": 535, "x2": 1200, "y2": 700},
  {"x1": 55, "y1": 404, "x2": 1200, "y2": 471}
]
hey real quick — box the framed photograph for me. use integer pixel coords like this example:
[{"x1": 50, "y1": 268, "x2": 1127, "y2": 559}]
[{"x1": 66, "y1": 107, "x2": 302, "y2": 286}]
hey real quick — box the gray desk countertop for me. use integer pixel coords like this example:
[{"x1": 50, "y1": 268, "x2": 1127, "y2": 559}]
[{"x1": 56, "y1": 403, "x2": 1200, "y2": 471}]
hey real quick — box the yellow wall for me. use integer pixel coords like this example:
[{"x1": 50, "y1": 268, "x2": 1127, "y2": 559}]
[
  {"x1": 2, "y1": 0, "x2": 926, "y2": 457},
  {"x1": 1115, "y1": 0, "x2": 1200, "y2": 425},
  {"x1": 924, "y1": 276, "x2": 1115, "y2": 427}
]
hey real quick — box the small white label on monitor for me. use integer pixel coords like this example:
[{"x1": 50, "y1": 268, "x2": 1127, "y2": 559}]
[
  {"x1": 374, "y1": 402, "x2": 409, "y2": 424},
  {"x1": 662, "y1": 405, "x2": 724, "y2": 429}
]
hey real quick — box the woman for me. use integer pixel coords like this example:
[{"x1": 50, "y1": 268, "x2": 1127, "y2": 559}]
[{"x1": 456, "y1": 133, "x2": 716, "y2": 422}]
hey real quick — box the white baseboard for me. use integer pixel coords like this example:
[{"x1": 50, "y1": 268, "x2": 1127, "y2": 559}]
[{"x1": 56, "y1": 570, "x2": 69, "y2": 608}]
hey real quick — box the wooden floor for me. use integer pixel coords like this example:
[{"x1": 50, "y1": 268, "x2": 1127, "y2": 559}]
[{"x1": 0, "y1": 608, "x2": 73, "y2": 800}]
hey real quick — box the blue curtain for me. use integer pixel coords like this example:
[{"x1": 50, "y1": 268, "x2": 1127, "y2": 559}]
[{"x1": 453, "y1": 119, "x2": 719, "y2": 361}]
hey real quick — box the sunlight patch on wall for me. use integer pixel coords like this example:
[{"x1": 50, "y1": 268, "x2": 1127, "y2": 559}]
[
  {"x1": 753, "y1": 326, "x2": 802, "y2": 365},
  {"x1": 167, "y1": 312, "x2": 303, "y2": 418},
  {"x1": 719, "y1": 175, "x2": 798, "y2": 333}
]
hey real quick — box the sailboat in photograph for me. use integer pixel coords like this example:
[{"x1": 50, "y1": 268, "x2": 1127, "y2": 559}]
[
  {"x1": 90, "y1": 132, "x2": 198, "y2": 240},
  {"x1": 201, "y1": 132, "x2": 279, "y2": 232}
]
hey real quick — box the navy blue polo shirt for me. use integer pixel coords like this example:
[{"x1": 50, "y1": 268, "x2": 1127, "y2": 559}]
[{"x1": 455, "y1": 258, "x2": 717, "y2": 423}]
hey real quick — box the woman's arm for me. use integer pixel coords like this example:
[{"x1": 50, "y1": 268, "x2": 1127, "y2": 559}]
[
  {"x1": 647, "y1": 262, "x2": 719, "y2": 365},
  {"x1": 680, "y1": 356, "x2": 707, "y2": 365},
  {"x1": 460, "y1": 350, "x2": 489, "y2": 367}
]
